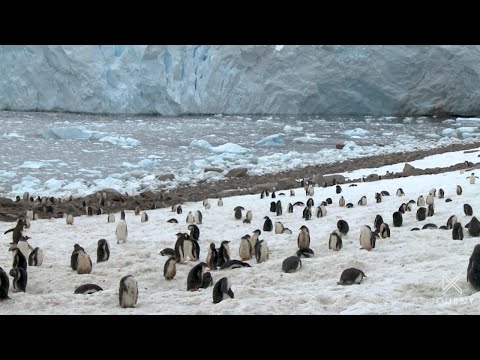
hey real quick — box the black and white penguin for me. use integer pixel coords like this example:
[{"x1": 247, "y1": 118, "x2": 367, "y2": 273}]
[
  {"x1": 417, "y1": 195, "x2": 425, "y2": 207},
  {"x1": 186, "y1": 211, "x2": 195, "y2": 224},
  {"x1": 0, "y1": 267, "x2": 9, "y2": 300},
  {"x1": 206, "y1": 243, "x2": 218, "y2": 270},
  {"x1": 336, "y1": 185, "x2": 342, "y2": 194},
  {"x1": 182, "y1": 238, "x2": 199, "y2": 262},
  {"x1": 290, "y1": 189, "x2": 295, "y2": 196},
  {"x1": 28, "y1": 247, "x2": 43, "y2": 266},
  {"x1": 260, "y1": 190, "x2": 266, "y2": 199},
  {"x1": 422, "y1": 223, "x2": 438, "y2": 230},
  {"x1": 97, "y1": 239, "x2": 110, "y2": 263},
  {"x1": 302, "y1": 207, "x2": 312, "y2": 220},
  {"x1": 416, "y1": 207, "x2": 427, "y2": 221},
  {"x1": 220, "y1": 260, "x2": 252, "y2": 270},
  {"x1": 70, "y1": 244, "x2": 84, "y2": 271},
  {"x1": 263, "y1": 216, "x2": 273, "y2": 232},
  {"x1": 374, "y1": 215, "x2": 384, "y2": 233},
  {"x1": 275, "y1": 200, "x2": 283, "y2": 216},
  {"x1": 358, "y1": 196, "x2": 367, "y2": 206},
  {"x1": 107, "y1": 213, "x2": 115, "y2": 223},
  {"x1": 167, "y1": 218, "x2": 178, "y2": 223},
  {"x1": 201, "y1": 272, "x2": 213, "y2": 288},
  {"x1": 116, "y1": 210, "x2": 128, "y2": 244},
  {"x1": 16, "y1": 235, "x2": 31, "y2": 259},
  {"x1": 396, "y1": 188, "x2": 405, "y2": 196},
  {"x1": 87, "y1": 206, "x2": 93, "y2": 216},
  {"x1": 74, "y1": 284, "x2": 103, "y2": 294},
  {"x1": 339, "y1": 196, "x2": 346, "y2": 207},
  {"x1": 446, "y1": 198, "x2": 452, "y2": 203},
  {"x1": 398, "y1": 203, "x2": 406, "y2": 214},
  {"x1": 393, "y1": 211, "x2": 403, "y2": 227},
  {"x1": 239, "y1": 235, "x2": 253, "y2": 261},
  {"x1": 457, "y1": 185, "x2": 463, "y2": 195},
  {"x1": 438, "y1": 188, "x2": 444, "y2": 199},
  {"x1": 177, "y1": 205, "x2": 183, "y2": 214},
  {"x1": 66, "y1": 213, "x2": 74, "y2": 225},
  {"x1": 316, "y1": 205, "x2": 327, "y2": 218},
  {"x1": 275, "y1": 222, "x2": 285, "y2": 234},
  {"x1": 119, "y1": 275, "x2": 138, "y2": 308},
  {"x1": 255, "y1": 239, "x2": 269, "y2": 263},
  {"x1": 467, "y1": 173, "x2": 479, "y2": 184},
  {"x1": 375, "y1": 192, "x2": 382, "y2": 203},
  {"x1": 306, "y1": 198, "x2": 314, "y2": 209},
  {"x1": 337, "y1": 268, "x2": 367, "y2": 285},
  {"x1": 217, "y1": 198, "x2": 223, "y2": 206},
  {"x1": 76, "y1": 249, "x2": 92, "y2": 274},
  {"x1": 249, "y1": 230, "x2": 261, "y2": 255},
  {"x1": 244, "y1": 210, "x2": 253, "y2": 223},
  {"x1": 269, "y1": 201, "x2": 277, "y2": 213},
  {"x1": 187, "y1": 262, "x2": 208, "y2": 291},
  {"x1": 212, "y1": 277, "x2": 234, "y2": 304},
  {"x1": 194, "y1": 210, "x2": 203, "y2": 224},
  {"x1": 427, "y1": 204, "x2": 434, "y2": 217},
  {"x1": 296, "y1": 248, "x2": 315, "y2": 258},
  {"x1": 9, "y1": 268, "x2": 27, "y2": 293},
  {"x1": 328, "y1": 230, "x2": 342, "y2": 251},
  {"x1": 4, "y1": 218, "x2": 25, "y2": 244},
  {"x1": 188, "y1": 224, "x2": 200, "y2": 241},
  {"x1": 297, "y1": 225, "x2": 310, "y2": 250},
  {"x1": 411, "y1": 227, "x2": 420, "y2": 231},
  {"x1": 10, "y1": 245, "x2": 27, "y2": 272},
  {"x1": 464, "y1": 204, "x2": 473, "y2": 216},
  {"x1": 234, "y1": 206, "x2": 244, "y2": 220},
  {"x1": 337, "y1": 220, "x2": 349, "y2": 236},
  {"x1": 271, "y1": 191, "x2": 276, "y2": 199},
  {"x1": 346, "y1": 203, "x2": 354, "y2": 208},
  {"x1": 467, "y1": 217, "x2": 480, "y2": 237},
  {"x1": 288, "y1": 203, "x2": 294, "y2": 213},
  {"x1": 359, "y1": 225, "x2": 376, "y2": 251},
  {"x1": 468, "y1": 244, "x2": 480, "y2": 290},
  {"x1": 140, "y1": 211, "x2": 149, "y2": 223},
  {"x1": 282, "y1": 256, "x2": 302, "y2": 273},
  {"x1": 203, "y1": 199, "x2": 211, "y2": 210},
  {"x1": 217, "y1": 241, "x2": 231, "y2": 267},
  {"x1": 283, "y1": 228, "x2": 292, "y2": 234},
  {"x1": 163, "y1": 257, "x2": 177, "y2": 280},
  {"x1": 446, "y1": 215, "x2": 458, "y2": 230},
  {"x1": 134, "y1": 205, "x2": 141, "y2": 216},
  {"x1": 379, "y1": 223, "x2": 390, "y2": 239},
  {"x1": 26, "y1": 209, "x2": 34, "y2": 221},
  {"x1": 426, "y1": 194, "x2": 434, "y2": 206},
  {"x1": 452, "y1": 222, "x2": 464, "y2": 240},
  {"x1": 160, "y1": 248, "x2": 175, "y2": 257}
]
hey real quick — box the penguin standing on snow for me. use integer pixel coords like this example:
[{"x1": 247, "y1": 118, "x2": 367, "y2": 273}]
[
  {"x1": 10, "y1": 245, "x2": 27, "y2": 272},
  {"x1": 70, "y1": 244, "x2": 84, "y2": 271},
  {"x1": 66, "y1": 213, "x2": 74, "y2": 225},
  {"x1": 339, "y1": 196, "x2": 346, "y2": 207},
  {"x1": 187, "y1": 262, "x2": 208, "y2": 291},
  {"x1": 329, "y1": 230, "x2": 342, "y2": 251},
  {"x1": 464, "y1": 204, "x2": 473, "y2": 216},
  {"x1": 239, "y1": 235, "x2": 253, "y2": 261},
  {"x1": 116, "y1": 210, "x2": 128, "y2": 244},
  {"x1": 76, "y1": 249, "x2": 93, "y2": 274},
  {"x1": 452, "y1": 222, "x2": 464, "y2": 240},
  {"x1": 97, "y1": 239, "x2": 110, "y2": 263},
  {"x1": 0, "y1": 267, "x2": 10, "y2": 300},
  {"x1": 188, "y1": 224, "x2": 200, "y2": 241},
  {"x1": 337, "y1": 220, "x2": 349, "y2": 235},
  {"x1": 457, "y1": 185, "x2": 463, "y2": 195},
  {"x1": 446, "y1": 215, "x2": 458, "y2": 229},
  {"x1": 468, "y1": 244, "x2": 480, "y2": 290},
  {"x1": 194, "y1": 210, "x2": 203, "y2": 224},
  {"x1": 212, "y1": 277, "x2": 234, "y2": 304},
  {"x1": 234, "y1": 206, "x2": 244, "y2": 220},
  {"x1": 249, "y1": 230, "x2": 261, "y2": 255},
  {"x1": 163, "y1": 257, "x2": 177, "y2": 280},
  {"x1": 263, "y1": 216, "x2": 273, "y2": 232},
  {"x1": 107, "y1": 213, "x2": 115, "y2": 223},
  {"x1": 255, "y1": 239, "x2": 269, "y2": 263},
  {"x1": 337, "y1": 268, "x2": 367, "y2": 285},
  {"x1": 28, "y1": 247, "x2": 43, "y2": 266},
  {"x1": 379, "y1": 223, "x2": 391, "y2": 239},
  {"x1": 140, "y1": 211, "x2": 149, "y2": 223},
  {"x1": 467, "y1": 173, "x2": 479, "y2": 184},
  {"x1": 282, "y1": 256, "x2": 302, "y2": 273},
  {"x1": 467, "y1": 217, "x2": 480, "y2": 237},
  {"x1": 275, "y1": 222, "x2": 285, "y2": 234},
  {"x1": 206, "y1": 243, "x2": 218, "y2": 270},
  {"x1": 297, "y1": 225, "x2": 310, "y2": 250},
  {"x1": 119, "y1": 275, "x2": 138, "y2": 308},
  {"x1": 217, "y1": 198, "x2": 223, "y2": 206},
  {"x1": 217, "y1": 241, "x2": 231, "y2": 267},
  {"x1": 359, "y1": 225, "x2": 376, "y2": 251},
  {"x1": 9, "y1": 268, "x2": 27, "y2": 293},
  {"x1": 4, "y1": 218, "x2": 25, "y2": 244}
]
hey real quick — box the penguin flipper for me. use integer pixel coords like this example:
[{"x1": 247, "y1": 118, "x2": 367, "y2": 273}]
[
  {"x1": 4, "y1": 228, "x2": 14, "y2": 234},
  {"x1": 227, "y1": 289, "x2": 234, "y2": 299}
]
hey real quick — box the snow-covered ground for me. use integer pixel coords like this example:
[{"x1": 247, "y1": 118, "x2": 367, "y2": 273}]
[{"x1": 1, "y1": 147, "x2": 480, "y2": 314}]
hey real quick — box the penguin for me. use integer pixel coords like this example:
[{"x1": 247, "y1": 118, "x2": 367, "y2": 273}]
[
  {"x1": 379, "y1": 223, "x2": 390, "y2": 239},
  {"x1": 203, "y1": 199, "x2": 211, "y2": 210},
  {"x1": 239, "y1": 235, "x2": 253, "y2": 261},
  {"x1": 187, "y1": 262, "x2": 208, "y2": 291},
  {"x1": 306, "y1": 198, "x2": 314, "y2": 208},
  {"x1": 467, "y1": 244, "x2": 480, "y2": 290},
  {"x1": 167, "y1": 218, "x2": 178, "y2": 223},
  {"x1": 116, "y1": 210, "x2": 128, "y2": 244},
  {"x1": 246, "y1": 210, "x2": 253, "y2": 222},
  {"x1": 97, "y1": 239, "x2": 110, "y2": 263},
  {"x1": 381, "y1": 190, "x2": 390, "y2": 196},
  {"x1": 288, "y1": 203, "x2": 294, "y2": 213},
  {"x1": 188, "y1": 224, "x2": 200, "y2": 241},
  {"x1": 294, "y1": 201, "x2": 305, "y2": 207},
  {"x1": 186, "y1": 211, "x2": 195, "y2": 224},
  {"x1": 467, "y1": 172, "x2": 479, "y2": 184},
  {"x1": 339, "y1": 196, "x2": 345, "y2": 207},
  {"x1": 263, "y1": 216, "x2": 273, "y2": 231},
  {"x1": 375, "y1": 192, "x2": 382, "y2": 203},
  {"x1": 337, "y1": 220, "x2": 349, "y2": 236},
  {"x1": 255, "y1": 239, "x2": 269, "y2": 263},
  {"x1": 417, "y1": 195, "x2": 425, "y2": 207},
  {"x1": 234, "y1": 206, "x2": 244, "y2": 220},
  {"x1": 416, "y1": 207, "x2": 426, "y2": 221},
  {"x1": 140, "y1": 211, "x2": 149, "y2": 223},
  {"x1": 464, "y1": 204, "x2": 473, "y2": 216},
  {"x1": 429, "y1": 188, "x2": 436, "y2": 197},
  {"x1": 374, "y1": 215, "x2": 383, "y2": 232},
  {"x1": 296, "y1": 248, "x2": 314, "y2": 258},
  {"x1": 66, "y1": 213, "x2": 74, "y2": 225},
  {"x1": 283, "y1": 228, "x2": 293, "y2": 234},
  {"x1": 10, "y1": 244, "x2": 27, "y2": 272},
  {"x1": 74, "y1": 284, "x2": 103, "y2": 295},
  {"x1": 220, "y1": 260, "x2": 252, "y2": 270},
  {"x1": 9, "y1": 268, "x2": 27, "y2": 293},
  {"x1": 217, "y1": 241, "x2": 230, "y2": 267},
  {"x1": 26, "y1": 209, "x2": 34, "y2": 221},
  {"x1": 206, "y1": 243, "x2": 218, "y2": 270},
  {"x1": 212, "y1": 277, "x2": 234, "y2": 304},
  {"x1": 406, "y1": 202, "x2": 413, "y2": 212},
  {"x1": 4, "y1": 218, "x2": 25, "y2": 244},
  {"x1": 446, "y1": 215, "x2": 458, "y2": 229},
  {"x1": 337, "y1": 268, "x2": 367, "y2": 285},
  {"x1": 87, "y1": 206, "x2": 93, "y2": 216},
  {"x1": 282, "y1": 256, "x2": 302, "y2": 273},
  {"x1": 182, "y1": 238, "x2": 199, "y2": 262},
  {"x1": 422, "y1": 223, "x2": 438, "y2": 230},
  {"x1": 249, "y1": 230, "x2": 261, "y2": 255},
  {"x1": 467, "y1": 217, "x2": 480, "y2": 237},
  {"x1": 290, "y1": 189, "x2": 295, "y2": 196},
  {"x1": 70, "y1": 244, "x2": 84, "y2": 271},
  {"x1": 107, "y1": 213, "x2": 115, "y2": 223},
  {"x1": 16, "y1": 235, "x2": 31, "y2": 259},
  {"x1": 134, "y1": 205, "x2": 140, "y2": 216},
  {"x1": 457, "y1": 185, "x2": 463, "y2": 195},
  {"x1": 160, "y1": 248, "x2": 175, "y2": 257},
  {"x1": 243, "y1": 219, "x2": 251, "y2": 224},
  {"x1": 302, "y1": 207, "x2": 312, "y2": 220},
  {"x1": 438, "y1": 188, "x2": 445, "y2": 199},
  {"x1": 23, "y1": 191, "x2": 29, "y2": 201},
  {"x1": 163, "y1": 257, "x2": 177, "y2": 280},
  {"x1": 119, "y1": 275, "x2": 138, "y2": 308},
  {"x1": 392, "y1": 211, "x2": 402, "y2": 228},
  {"x1": 396, "y1": 188, "x2": 405, "y2": 196},
  {"x1": 28, "y1": 247, "x2": 43, "y2": 266},
  {"x1": 427, "y1": 204, "x2": 434, "y2": 217},
  {"x1": 307, "y1": 184, "x2": 314, "y2": 196},
  {"x1": 357, "y1": 196, "x2": 367, "y2": 206},
  {"x1": 271, "y1": 191, "x2": 276, "y2": 198},
  {"x1": 328, "y1": 230, "x2": 342, "y2": 251},
  {"x1": 346, "y1": 203, "x2": 354, "y2": 208},
  {"x1": 316, "y1": 205, "x2": 327, "y2": 218},
  {"x1": 194, "y1": 210, "x2": 203, "y2": 224},
  {"x1": 76, "y1": 249, "x2": 92, "y2": 274},
  {"x1": 275, "y1": 200, "x2": 282, "y2": 216},
  {"x1": 452, "y1": 222, "x2": 464, "y2": 240},
  {"x1": 217, "y1": 198, "x2": 223, "y2": 206},
  {"x1": 297, "y1": 225, "x2": 310, "y2": 250},
  {"x1": 0, "y1": 267, "x2": 9, "y2": 300},
  {"x1": 359, "y1": 225, "x2": 376, "y2": 251},
  {"x1": 336, "y1": 185, "x2": 342, "y2": 194},
  {"x1": 269, "y1": 201, "x2": 277, "y2": 213},
  {"x1": 172, "y1": 233, "x2": 188, "y2": 263},
  {"x1": 176, "y1": 205, "x2": 183, "y2": 214},
  {"x1": 274, "y1": 222, "x2": 285, "y2": 234},
  {"x1": 426, "y1": 194, "x2": 434, "y2": 206},
  {"x1": 201, "y1": 272, "x2": 213, "y2": 288},
  {"x1": 260, "y1": 190, "x2": 266, "y2": 199}
]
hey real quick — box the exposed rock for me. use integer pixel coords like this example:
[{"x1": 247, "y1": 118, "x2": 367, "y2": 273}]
[
  {"x1": 225, "y1": 168, "x2": 248, "y2": 178},
  {"x1": 156, "y1": 173, "x2": 175, "y2": 181},
  {"x1": 365, "y1": 174, "x2": 380, "y2": 182},
  {"x1": 335, "y1": 144, "x2": 345, "y2": 150},
  {"x1": 323, "y1": 174, "x2": 346, "y2": 184},
  {"x1": 251, "y1": 183, "x2": 277, "y2": 193},
  {"x1": 204, "y1": 167, "x2": 224, "y2": 173},
  {"x1": 403, "y1": 163, "x2": 416, "y2": 173}
]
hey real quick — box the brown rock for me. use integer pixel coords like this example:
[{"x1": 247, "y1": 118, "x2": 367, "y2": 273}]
[
  {"x1": 225, "y1": 168, "x2": 248, "y2": 178},
  {"x1": 156, "y1": 173, "x2": 175, "y2": 181},
  {"x1": 403, "y1": 163, "x2": 416, "y2": 173},
  {"x1": 335, "y1": 143, "x2": 345, "y2": 150}
]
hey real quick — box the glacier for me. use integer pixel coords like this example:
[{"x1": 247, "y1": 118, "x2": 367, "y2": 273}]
[{"x1": 1, "y1": 45, "x2": 480, "y2": 116}]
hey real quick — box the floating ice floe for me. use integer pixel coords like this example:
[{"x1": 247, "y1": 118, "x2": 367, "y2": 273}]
[
  {"x1": 343, "y1": 128, "x2": 370, "y2": 137},
  {"x1": 255, "y1": 134, "x2": 285, "y2": 146},
  {"x1": 20, "y1": 161, "x2": 47, "y2": 169},
  {"x1": 293, "y1": 136, "x2": 326, "y2": 144},
  {"x1": 283, "y1": 125, "x2": 303, "y2": 132},
  {"x1": 397, "y1": 135, "x2": 415, "y2": 142},
  {"x1": 442, "y1": 128, "x2": 457, "y2": 137}
]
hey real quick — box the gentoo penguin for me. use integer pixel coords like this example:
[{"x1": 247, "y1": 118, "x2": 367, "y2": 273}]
[
  {"x1": 467, "y1": 173, "x2": 479, "y2": 184},
  {"x1": 64, "y1": 213, "x2": 74, "y2": 225},
  {"x1": 406, "y1": 202, "x2": 414, "y2": 212},
  {"x1": 297, "y1": 225, "x2": 310, "y2": 250},
  {"x1": 263, "y1": 216, "x2": 273, "y2": 232},
  {"x1": 174, "y1": 232, "x2": 189, "y2": 263},
  {"x1": 134, "y1": 205, "x2": 140, "y2": 216},
  {"x1": 381, "y1": 190, "x2": 390, "y2": 196},
  {"x1": 358, "y1": 196, "x2": 367, "y2": 206},
  {"x1": 212, "y1": 277, "x2": 234, "y2": 304},
  {"x1": 339, "y1": 196, "x2": 346, "y2": 207},
  {"x1": 416, "y1": 207, "x2": 427, "y2": 221},
  {"x1": 163, "y1": 257, "x2": 177, "y2": 280},
  {"x1": 28, "y1": 247, "x2": 43, "y2": 266},
  {"x1": 74, "y1": 284, "x2": 103, "y2": 294},
  {"x1": 269, "y1": 201, "x2": 277, "y2": 213},
  {"x1": 160, "y1": 248, "x2": 175, "y2": 257},
  {"x1": 429, "y1": 188, "x2": 436, "y2": 197},
  {"x1": 290, "y1": 189, "x2": 295, "y2": 196},
  {"x1": 87, "y1": 206, "x2": 93, "y2": 216},
  {"x1": 282, "y1": 256, "x2": 302, "y2": 273},
  {"x1": 116, "y1": 210, "x2": 128, "y2": 244},
  {"x1": 422, "y1": 223, "x2": 438, "y2": 230},
  {"x1": 446, "y1": 215, "x2": 458, "y2": 229},
  {"x1": 346, "y1": 203, "x2": 354, "y2": 208},
  {"x1": 296, "y1": 248, "x2": 315, "y2": 258},
  {"x1": 336, "y1": 185, "x2": 342, "y2": 194},
  {"x1": 316, "y1": 205, "x2": 327, "y2": 218},
  {"x1": 260, "y1": 190, "x2": 266, "y2": 199},
  {"x1": 246, "y1": 210, "x2": 253, "y2": 222},
  {"x1": 274, "y1": 222, "x2": 285, "y2": 234},
  {"x1": 438, "y1": 188, "x2": 445, "y2": 199},
  {"x1": 328, "y1": 230, "x2": 342, "y2": 251},
  {"x1": 302, "y1": 207, "x2": 312, "y2": 220},
  {"x1": 16, "y1": 235, "x2": 31, "y2": 259},
  {"x1": 249, "y1": 230, "x2": 261, "y2": 255},
  {"x1": 203, "y1": 199, "x2": 210, "y2": 210},
  {"x1": 288, "y1": 203, "x2": 294, "y2": 213},
  {"x1": 337, "y1": 268, "x2": 367, "y2": 285},
  {"x1": 375, "y1": 192, "x2": 382, "y2": 203},
  {"x1": 379, "y1": 223, "x2": 390, "y2": 239},
  {"x1": 217, "y1": 198, "x2": 223, "y2": 206},
  {"x1": 187, "y1": 262, "x2": 208, "y2": 291},
  {"x1": 185, "y1": 211, "x2": 194, "y2": 224},
  {"x1": 417, "y1": 195, "x2": 425, "y2": 207},
  {"x1": 97, "y1": 239, "x2": 110, "y2": 263},
  {"x1": 119, "y1": 275, "x2": 138, "y2": 308},
  {"x1": 4, "y1": 218, "x2": 25, "y2": 244},
  {"x1": 446, "y1": 198, "x2": 452, "y2": 202},
  {"x1": 26, "y1": 209, "x2": 34, "y2": 221},
  {"x1": 396, "y1": 188, "x2": 405, "y2": 196},
  {"x1": 467, "y1": 244, "x2": 480, "y2": 290},
  {"x1": 452, "y1": 222, "x2": 464, "y2": 240},
  {"x1": 239, "y1": 235, "x2": 253, "y2": 261},
  {"x1": 398, "y1": 203, "x2": 406, "y2": 214},
  {"x1": 76, "y1": 249, "x2": 93, "y2": 274},
  {"x1": 206, "y1": 243, "x2": 218, "y2": 270},
  {"x1": 194, "y1": 210, "x2": 203, "y2": 224},
  {"x1": 9, "y1": 268, "x2": 27, "y2": 292},
  {"x1": 70, "y1": 244, "x2": 84, "y2": 271},
  {"x1": 183, "y1": 237, "x2": 200, "y2": 262},
  {"x1": 107, "y1": 213, "x2": 115, "y2": 223},
  {"x1": 0, "y1": 267, "x2": 9, "y2": 300},
  {"x1": 374, "y1": 215, "x2": 384, "y2": 232},
  {"x1": 188, "y1": 224, "x2": 200, "y2": 241},
  {"x1": 426, "y1": 194, "x2": 434, "y2": 206},
  {"x1": 427, "y1": 204, "x2": 434, "y2": 217},
  {"x1": 10, "y1": 245, "x2": 27, "y2": 272},
  {"x1": 337, "y1": 220, "x2": 349, "y2": 236},
  {"x1": 255, "y1": 239, "x2": 269, "y2": 263},
  {"x1": 140, "y1": 211, "x2": 149, "y2": 223},
  {"x1": 176, "y1": 205, "x2": 183, "y2": 214},
  {"x1": 217, "y1": 241, "x2": 231, "y2": 267},
  {"x1": 464, "y1": 204, "x2": 473, "y2": 216},
  {"x1": 275, "y1": 201, "x2": 282, "y2": 216},
  {"x1": 234, "y1": 206, "x2": 244, "y2": 220},
  {"x1": 467, "y1": 217, "x2": 480, "y2": 237},
  {"x1": 283, "y1": 228, "x2": 293, "y2": 234},
  {"x1": 201, "y1": 272, "x2": 213, "y2": 288},
  {"x1": 359, "y1": 225, "x2": 376, "y2": 251},
  {"x1": 167, "y1": 218, "x2": 178, "y2": 223},
  {"x1": 220, "y1": 260, "x2": 252, "y2": 270},
  {"x1": 306, "y1": 198, "x2": 314, "y2": 208},
  {"x1": 457, "y1": 185, "x2": 463, "y2": 195}
]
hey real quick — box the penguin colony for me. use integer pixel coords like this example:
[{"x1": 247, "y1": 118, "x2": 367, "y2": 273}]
[{"x1": 1, "y1": 165, "x2": 480, "y2": 313}]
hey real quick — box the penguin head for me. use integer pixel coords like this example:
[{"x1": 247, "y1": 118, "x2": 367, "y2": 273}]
[
  {"x1": 242, "y1": 235, "x2": 251, "y2": 240},
  {"x1": 209, "y1": 243, "x2": 216, "y2": 250},
  {"x1": 473, "y1": 244, "x2": 480, "y2": 255},
  {"x1": 253, "y1": 229, "x2": 261, "y2": 235}
]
